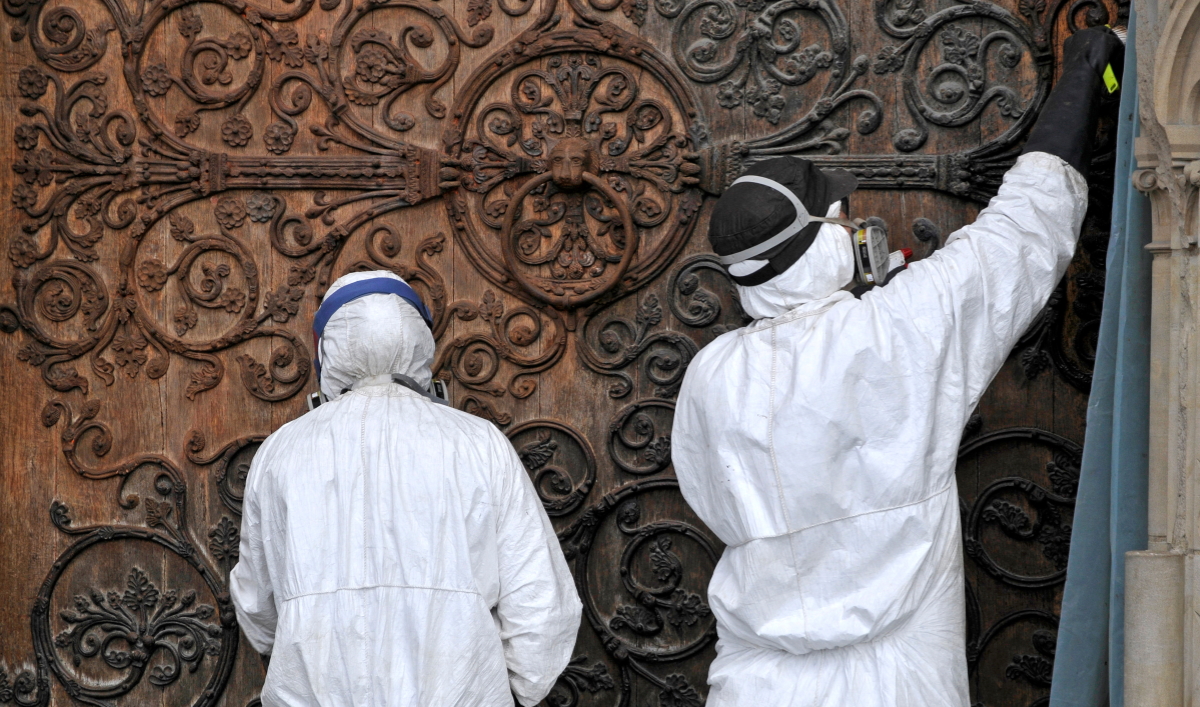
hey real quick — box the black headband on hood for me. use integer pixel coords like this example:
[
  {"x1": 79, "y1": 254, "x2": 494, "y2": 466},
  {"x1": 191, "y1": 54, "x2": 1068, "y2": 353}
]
[{"x1": 708, "y1": 157, "x2": 858, "y2": 286}]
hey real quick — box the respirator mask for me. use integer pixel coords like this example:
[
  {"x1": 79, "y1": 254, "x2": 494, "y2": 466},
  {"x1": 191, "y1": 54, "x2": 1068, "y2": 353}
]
[
  {"x1": 718, "y1": 175, "x2": 909, "y2": 289},
  {"x1": 846, "y1": 216, "x2": 909, "y2": 288}
]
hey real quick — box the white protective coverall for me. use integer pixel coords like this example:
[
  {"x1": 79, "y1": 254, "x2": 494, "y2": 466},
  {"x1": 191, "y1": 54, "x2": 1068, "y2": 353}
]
[
  {"x1": 671, "y1": 152, "x2": 1088, "y2": 706},
  {"x1": 230, "y1": 270, "x2": 582, "y2": 707}
]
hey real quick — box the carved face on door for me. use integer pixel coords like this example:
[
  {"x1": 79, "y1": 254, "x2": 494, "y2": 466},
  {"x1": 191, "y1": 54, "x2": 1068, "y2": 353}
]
[
  {"x1": 0, "y1": 0, "x2": 1118, "y2": 704},
  {"x1": 550, "y1": 138, "x2": 594, "y2": 189}
]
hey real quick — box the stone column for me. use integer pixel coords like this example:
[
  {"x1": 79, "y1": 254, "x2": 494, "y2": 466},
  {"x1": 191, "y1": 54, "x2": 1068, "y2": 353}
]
[{"x1": 1128, "y1": 0, "x2": 1200, "y2": 702}]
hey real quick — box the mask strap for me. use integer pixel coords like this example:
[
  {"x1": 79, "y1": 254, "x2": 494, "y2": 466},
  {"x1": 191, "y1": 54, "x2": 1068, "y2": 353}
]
[
  {"x1": 718, "y1": 175, "x2": 815, "y2": 265},
  {"x1": 811, "y1": 216, "x2": 859, "y2": 230}
]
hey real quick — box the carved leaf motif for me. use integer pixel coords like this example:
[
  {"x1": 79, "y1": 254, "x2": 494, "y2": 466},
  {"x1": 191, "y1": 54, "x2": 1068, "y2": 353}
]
[
  {"x1": 462, "y1": 396, "x2": 512, "y2": 428},
  {"x1": 208, "y1": 516, "x2": 241, "y2": 563},
  {"x1": 174, "y1": 305, "x2": 198, "y2": 336},
  {"x1": 650, "y1": 536, "x2": 681, "y2": 583},
  {"x1": 519, "y1": 436, "x2": 558, "y2": 471},
  {"x1": 168, "y1": 213, "x2": 195, "y2": 241},
  {"x1": 111, "y1": 326, "x2": 149, "y2": 376},
  {"x1": 1032, "y1": 629, "x2": 1057, "y2": 657},
  {"x1": 304, "y1": 34, "x2": 330, "y2": 65},
  {"x1": 610, "y1": 604, "x2": 660, "y2": 634},
  {"x1": 636, "y1": 295, "x2": 663, "y2": 330},
  {"x1": 266, "y1": 28, "x2": 305, "y2": 68},
  {"x1": 1037, "y1": 523, "x2": 1071, "y2": 570},
  {"x1": 185, "y1": 362, "x2": 221, "y2": 400},
  {"x1": 659, "y1": 674, "x2": 702, "y2": 707},
  {"x1": 345, "y1": 86, "x2": 382, "y2": 107},
  {"x1": 264, "y1": 285, "x2": 305, "y2": 323},
  {"x1": 664, "y1": 588, "x2": 711, "y2": 628},
  {"x1": 981, "y1": 500, "x2": 1032, "y2": 535},
  {"x1": 560, "y1": 656, "x2": 615, "y2": 693},
  {"x1": 1018, "y1": 0, "x2": 1046, "y2": 17},
  {"x1": 1020, "y1": 346, "x2": 1051, "y2": 380},
  {"x1": 480, "y1": 290, "x2": 504, "y2": 321},
  {"x1": 1046, "y1": 453, "x2": 1080, "y2": 496},
  {"x1": 121, "y1": 568, "x2": 160, "y2": 611},
  {"x1": 940, "y1": 26, "x2": 980, "y2": 67},
  {"x1": 175, "y1": 110, "x2": 201, "y2": 137},
  {"x1": 288, "y1": 264, "x2": 317, "y2": 286},
  {"x1": 144, "y1": 498, "x2": 173, "y2": 529},
  {"x1": 467, "y1": 0, "x2": 493, "y2": 26},
  {"x1": 874, "y1": 45, "x2": 906, "y2": 74},
  {"x1": 17, "y1": 343, "x2": 48, "y2": 366},
  {"x1": 1006, "y1": 654, "x2": 1052, "y2": 687},
  {"x1": 621, "y1": 0, "x2": 648, "y2": 24},
  {"x1": 642, "y1": 436, "x2": 672, "y2": 466},
  {"x1": 178, "y1": 6, "x2": 203, "y2": 38},
  {"x1": 236, "y1": 354, "x2": 276, "y2": 395}
]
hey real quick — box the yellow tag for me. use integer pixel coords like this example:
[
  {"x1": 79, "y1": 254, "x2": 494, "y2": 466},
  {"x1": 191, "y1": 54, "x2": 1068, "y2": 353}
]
[{"x1": 1103, "y1": 64, "x2": 1119, "y2": 93}]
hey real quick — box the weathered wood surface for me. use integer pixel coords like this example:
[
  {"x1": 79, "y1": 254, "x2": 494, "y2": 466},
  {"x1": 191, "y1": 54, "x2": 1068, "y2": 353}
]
[{"x1": 0, "y1": 0, "x2": 1120, "y2": 703}]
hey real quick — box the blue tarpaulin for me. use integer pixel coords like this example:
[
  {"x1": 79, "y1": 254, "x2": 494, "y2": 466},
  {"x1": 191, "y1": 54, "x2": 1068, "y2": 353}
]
[{"x1": 1047, "y1": 13, "x2": 1152, "y2": 707}]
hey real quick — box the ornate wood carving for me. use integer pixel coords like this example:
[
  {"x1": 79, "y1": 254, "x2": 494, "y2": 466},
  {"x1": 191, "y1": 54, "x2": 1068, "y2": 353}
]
[{"x1": 0, "y1": 0, "x2": 1120, "y2": 703}]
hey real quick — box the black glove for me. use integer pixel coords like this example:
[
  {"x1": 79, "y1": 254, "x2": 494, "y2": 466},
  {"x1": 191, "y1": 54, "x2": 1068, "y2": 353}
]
[{"x1": 1021, "y1": 26, "x2": 1125, "y2": 178}]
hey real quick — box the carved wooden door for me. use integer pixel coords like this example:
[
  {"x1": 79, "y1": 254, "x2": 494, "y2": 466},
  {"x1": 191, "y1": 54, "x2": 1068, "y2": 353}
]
[{"x1": 0, "y1": 0, "x2": 1120, "y2": 703}]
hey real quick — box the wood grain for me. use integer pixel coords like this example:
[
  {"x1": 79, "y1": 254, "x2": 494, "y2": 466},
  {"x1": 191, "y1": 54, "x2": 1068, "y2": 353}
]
[{"x1": 0, "y1": 0, "x2": 1121, "y2": 703}]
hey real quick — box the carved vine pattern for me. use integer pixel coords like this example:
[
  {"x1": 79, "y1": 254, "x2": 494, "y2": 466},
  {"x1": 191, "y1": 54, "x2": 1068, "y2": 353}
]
[
  {"x1": 959, "y1": 425, "x2": 1081, "y2": 705},
  {"x1": 0, "y1": 0, "x2": 1117, "y2": 703},
  {"x1": 556, "y1": 478, "x2": 720, "y2": 707},
  {"x1": 16, "y1": 399, "x2": 240, "y2": 707},
  {"x1": 0, "y1": 0, "x2": 1113, "y2": 401}
]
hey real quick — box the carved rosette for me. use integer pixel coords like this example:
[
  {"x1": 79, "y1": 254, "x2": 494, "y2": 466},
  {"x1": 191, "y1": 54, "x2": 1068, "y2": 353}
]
[
  {"x1": 443, "y1": 39, "x2": 704, "y2": 310},
  {"x1": 0, "y1": 0, "x2": 1125, "y2": 703}
]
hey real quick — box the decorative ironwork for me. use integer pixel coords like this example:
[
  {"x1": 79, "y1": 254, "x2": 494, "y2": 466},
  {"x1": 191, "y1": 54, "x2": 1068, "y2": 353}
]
[
  {"x1": 557, "y1": 478, "x2": 720, "y2": 705},
  {"x1": 510, "y1": 420, "x2": 599, "y2": 516},
  {"x1": 29, "y1": 400, "x2": 240, "y2": 707},
  {"x1": 959, "y1": 425, "x2": 1081, "y2": 706},
  {"x1": 0, "y1": 0, "x2": 1121, "y2": 703}
]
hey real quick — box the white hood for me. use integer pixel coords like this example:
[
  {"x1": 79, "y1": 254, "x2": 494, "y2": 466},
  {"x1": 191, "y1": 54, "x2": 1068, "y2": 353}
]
[
  {"x1": 728, "y1": 202, "x2": 855, "y2": 320},
  {"x1": 317, "y1": 270, "x2": 436, "y2": 399}
]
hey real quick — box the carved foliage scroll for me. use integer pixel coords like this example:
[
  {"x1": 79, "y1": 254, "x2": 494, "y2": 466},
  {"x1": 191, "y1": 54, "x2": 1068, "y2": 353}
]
[{"x1": 0, "y1": 0, "x2": 1116, "y2": 704}]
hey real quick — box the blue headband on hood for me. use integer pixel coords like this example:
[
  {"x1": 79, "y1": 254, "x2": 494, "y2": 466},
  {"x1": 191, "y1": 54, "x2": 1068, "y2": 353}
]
[{"x1": 312, "y1": 277, "x2": 434, "y2": 377}]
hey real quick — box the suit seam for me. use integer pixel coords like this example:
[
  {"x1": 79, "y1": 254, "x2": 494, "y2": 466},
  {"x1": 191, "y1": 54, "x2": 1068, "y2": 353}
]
[
  {"x1": 767, "y1": 326, "x2": 807, "y2": 630},
  {"x1": 724, "y1": 483, "x2": 956, "y2": 548},
  {"x1": 280, "y1": 584, "x2": 482, "y2": 602}
]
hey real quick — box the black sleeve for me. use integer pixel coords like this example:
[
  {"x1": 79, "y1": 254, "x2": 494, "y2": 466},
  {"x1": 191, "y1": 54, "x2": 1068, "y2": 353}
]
[{"x1": 1021, "y1": 26, "x2": 1125, "y2": 178}]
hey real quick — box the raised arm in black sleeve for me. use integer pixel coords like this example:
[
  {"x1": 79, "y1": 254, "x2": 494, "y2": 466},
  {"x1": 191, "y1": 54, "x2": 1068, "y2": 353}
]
[{"x1": 1021, "y1": 26, "x2": 1125, "y2": 178}]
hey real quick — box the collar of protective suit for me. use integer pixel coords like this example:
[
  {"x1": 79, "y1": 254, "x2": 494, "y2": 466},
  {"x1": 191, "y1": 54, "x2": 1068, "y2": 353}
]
[
  {"x1": 317, "y1": 270, "x2": 436, "y2": 399},
  {"x1": 728, "y1": 201, "x2": 855, "y2": 320}
]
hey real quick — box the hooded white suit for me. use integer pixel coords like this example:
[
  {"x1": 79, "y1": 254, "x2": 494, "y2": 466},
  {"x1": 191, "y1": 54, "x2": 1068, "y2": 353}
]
[
  {"x1": 230, "y1": 271, "x2": 582, "y2": 707},
  {"x1": 671, "y1": 153, "x2": 1088, "y2": 706}
]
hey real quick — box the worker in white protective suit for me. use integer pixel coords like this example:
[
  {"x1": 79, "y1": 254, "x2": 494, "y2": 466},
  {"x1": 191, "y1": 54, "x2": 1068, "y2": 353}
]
[
  {"x1": 671, "y1": 26, "x2": 1124, "y2": 707},
  {"x1": 230, "y1": 270, "x2": 582, "y2": 707}
]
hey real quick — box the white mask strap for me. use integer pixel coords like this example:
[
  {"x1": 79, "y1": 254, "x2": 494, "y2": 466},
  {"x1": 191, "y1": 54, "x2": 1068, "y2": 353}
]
[{"x1": 718, "y1": 176, "x2": 810, "y2": 265}]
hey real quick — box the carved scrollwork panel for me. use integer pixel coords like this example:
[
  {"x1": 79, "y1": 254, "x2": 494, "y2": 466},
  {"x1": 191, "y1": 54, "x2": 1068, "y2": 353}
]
[
  {"x1": 0, "y1": 0, "x2": 1117, "y2": 704},
  {"x1": 444, "y1": 44, "x2": 704, "y2": 309},
  {"x1": 958, "y1": 425, "x2": 1082, "y2": 706},
  {"x1": 509, "y1": 420, "x2": 598, "y2": 516},
  {"x1": 556, "y1": 479, "x2": 721, "y2": 704}
]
